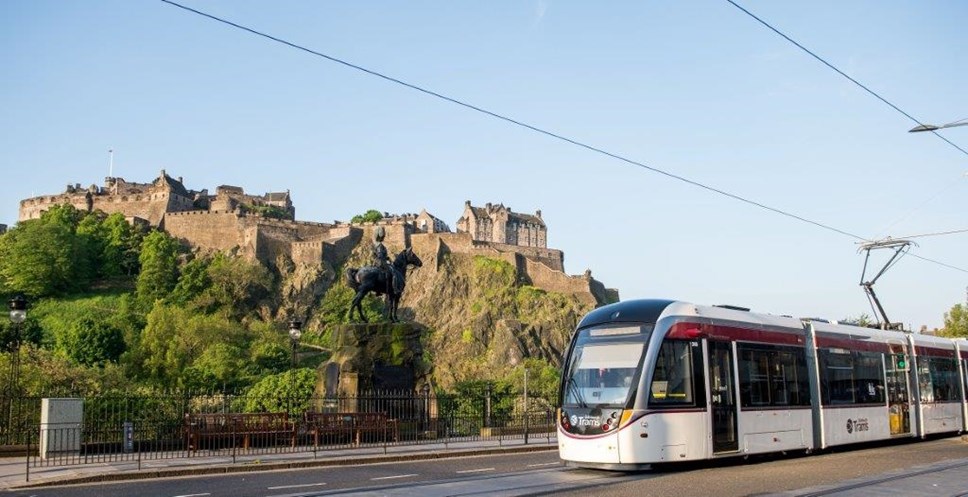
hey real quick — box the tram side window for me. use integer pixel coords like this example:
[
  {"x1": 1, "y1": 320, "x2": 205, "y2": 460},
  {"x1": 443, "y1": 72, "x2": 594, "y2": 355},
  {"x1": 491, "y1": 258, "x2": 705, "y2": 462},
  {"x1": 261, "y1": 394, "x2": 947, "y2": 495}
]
[
  {"x1": 819, "y1": 349, "x2": 886, "y2": 406},
  {"x1": 919, "y1": 357, "x2": 958, "y2": 403},
  {"x1": 737, "y1": 344, "x2": 810, "y2": 408},
  {"x1": 819, "y1": 350, "x2": 855, "y2": 405},
  {"x1": 649, "y1": 340, "x2": 705, "y2": 408},
  {"x1": 854, "y1": 352, "x2": 886, "y2": 404}
]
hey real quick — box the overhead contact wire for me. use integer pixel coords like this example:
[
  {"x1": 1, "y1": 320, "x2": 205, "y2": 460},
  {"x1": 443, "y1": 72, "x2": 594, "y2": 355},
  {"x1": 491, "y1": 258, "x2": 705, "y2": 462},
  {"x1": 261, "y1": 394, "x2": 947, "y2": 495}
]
[
  {"x1": 161, "y1": 0, "x2": 968, "y2": 274},
  {"x1": 160, "y1": 0, "x2": 864, "y2": 241},
  {"x1": 726, "y1": 0, "x2": 968, "y2": 159}
]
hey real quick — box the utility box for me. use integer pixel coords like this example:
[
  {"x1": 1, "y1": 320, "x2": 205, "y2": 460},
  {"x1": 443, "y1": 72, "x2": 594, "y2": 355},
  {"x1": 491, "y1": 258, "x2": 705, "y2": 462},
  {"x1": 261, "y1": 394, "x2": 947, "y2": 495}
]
[{"x1": 40, "y1": 398, "x2": 83, "y2": 460}]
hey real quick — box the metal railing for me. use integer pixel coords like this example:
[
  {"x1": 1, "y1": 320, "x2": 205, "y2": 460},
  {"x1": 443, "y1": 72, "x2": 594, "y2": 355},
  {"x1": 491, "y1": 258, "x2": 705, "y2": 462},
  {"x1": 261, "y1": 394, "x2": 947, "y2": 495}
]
[{"x1": 2, "y1": 388, "x2": 558, "y2": 473}]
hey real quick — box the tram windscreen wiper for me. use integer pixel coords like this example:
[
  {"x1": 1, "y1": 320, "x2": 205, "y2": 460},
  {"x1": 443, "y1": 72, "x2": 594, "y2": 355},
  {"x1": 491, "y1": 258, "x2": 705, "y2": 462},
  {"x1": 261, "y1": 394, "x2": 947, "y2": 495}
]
[{"x1": 566, "y1": 376, "x2": 587, "y2": 408}]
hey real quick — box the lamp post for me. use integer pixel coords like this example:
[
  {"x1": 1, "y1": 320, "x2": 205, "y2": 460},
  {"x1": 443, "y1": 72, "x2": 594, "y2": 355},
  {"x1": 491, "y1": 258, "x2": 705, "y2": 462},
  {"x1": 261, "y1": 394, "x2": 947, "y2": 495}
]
[
  {"x1": 909, "y1": 119, "x2": 968, "y2": 133},
  {"x1": 421, "y1": 383, "x2": 431, "y2": 432},
  {"x1": 287, "y1": 320, "x2": 302, "y2": 415},
  {"x1": 7, "y1": 295, "x2": 27, "y2": 435}
]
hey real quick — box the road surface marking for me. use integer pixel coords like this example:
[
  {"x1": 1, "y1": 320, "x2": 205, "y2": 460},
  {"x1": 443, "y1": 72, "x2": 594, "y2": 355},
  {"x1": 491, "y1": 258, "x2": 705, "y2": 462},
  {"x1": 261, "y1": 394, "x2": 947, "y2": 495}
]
[
  {"x1": 371, "y1": 473, "x2": 418, "y2": 481},
  {"x1": 456, "y1": 467, "x2": 496, "y2": 474},
  {"x1": 173, "y1": 494, "x2": 211, "y2": 497},
  {"x1": 267, "y1": 482, "x2": 327, "y2": 490},
  {"x1": 527, "y1": 462, "x2": 561, "y2": 467}
]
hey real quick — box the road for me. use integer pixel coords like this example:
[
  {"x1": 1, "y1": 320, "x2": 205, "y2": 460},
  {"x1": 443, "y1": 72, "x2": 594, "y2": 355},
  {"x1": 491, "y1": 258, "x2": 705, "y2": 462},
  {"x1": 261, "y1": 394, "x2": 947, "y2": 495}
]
[{"x1": 7, "y1": 436, "x2": 968, "y2": 496}]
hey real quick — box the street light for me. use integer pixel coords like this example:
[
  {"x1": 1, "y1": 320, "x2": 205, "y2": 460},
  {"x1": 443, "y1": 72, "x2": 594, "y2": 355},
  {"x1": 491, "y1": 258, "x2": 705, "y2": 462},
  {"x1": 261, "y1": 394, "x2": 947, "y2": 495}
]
[
  {"x1": 8, "y1": 295, "x2": 27, "y2": 384},
  {"x1": 909, "y1": 118, "x2": 968, "y2": 133},
  {"x1": 421, "y1": 383, "x2": 431, "y2": 432},
  {"x1": 287, "y1": 320, "x2": 302, "y2": 415},
  {"x1": 7, "y1": 295, "x2": 27, "y2": 434}
]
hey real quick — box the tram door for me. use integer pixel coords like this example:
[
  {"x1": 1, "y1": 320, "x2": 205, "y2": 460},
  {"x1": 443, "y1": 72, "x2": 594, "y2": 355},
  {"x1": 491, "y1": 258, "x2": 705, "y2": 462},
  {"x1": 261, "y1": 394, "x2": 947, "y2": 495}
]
[
  {"x1": 708, "y1": 341, "x2": 738, "y2": 453},
  {"x1": 886, "y1": 352, "x2": 911, "y2": 435}
]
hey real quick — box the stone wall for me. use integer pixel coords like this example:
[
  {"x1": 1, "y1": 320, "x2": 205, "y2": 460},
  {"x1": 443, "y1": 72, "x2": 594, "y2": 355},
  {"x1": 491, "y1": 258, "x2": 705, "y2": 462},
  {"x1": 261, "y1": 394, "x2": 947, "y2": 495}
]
[
  {"x1": 409, "y1": 234, "x2": 445, "y2": 271},
  {"x1": 291, "y1": 240, "x2": 325, "y2": 265},
  {"x1": 247, "y1": 216, "x2": 332, "y2": 240},
  {"x1": 323, "y1": 228, "x2": 363, "y2": 266},
  {"x1": 253, "y1": 222, "x2": 299, "y2": 264},
  {"x1": 427, "y1": 232, "x2": 613, "y2": 305},
  {"x1": 14, "y1": 174, "x2": 615, "y2": 306},
  {"x1": 20, "y1": 194, "x2": 84, "y2": 221},
  {"x1": 523, "y1": 258, "x2": 601, "y2": 306},
  {"x1": 434, "y1": 233, "x2": 562, "y2": 272},
  {"x1": 19, "y1": 188, "x2": 194, "y2": 227},
  {"x1": 165, "y1": 210, "x2": 250, "y2": 254},
  {"x1": 289, "y1": 225, "x2": 363, "y2": 268}
]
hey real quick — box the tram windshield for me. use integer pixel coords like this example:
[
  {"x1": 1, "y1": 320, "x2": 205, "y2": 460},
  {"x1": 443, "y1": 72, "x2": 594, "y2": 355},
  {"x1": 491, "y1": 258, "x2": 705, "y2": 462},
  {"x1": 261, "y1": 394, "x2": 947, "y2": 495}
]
[{"x1": 561, "y1": 324, "x2": 653, "y2": 408}]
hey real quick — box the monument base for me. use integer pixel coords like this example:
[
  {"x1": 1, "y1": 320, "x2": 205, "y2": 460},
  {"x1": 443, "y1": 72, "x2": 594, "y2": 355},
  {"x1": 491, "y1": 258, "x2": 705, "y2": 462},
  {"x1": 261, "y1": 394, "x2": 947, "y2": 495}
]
[{"x1": 315, "y1": 322, "x2": 433, "y2": 411}]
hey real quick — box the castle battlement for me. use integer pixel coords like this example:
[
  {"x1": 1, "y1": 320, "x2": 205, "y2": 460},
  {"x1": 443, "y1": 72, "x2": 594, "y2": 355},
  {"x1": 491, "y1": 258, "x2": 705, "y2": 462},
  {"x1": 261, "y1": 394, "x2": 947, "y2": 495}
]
[
  {"x1": 13, "y1": 173, "x2": 609, "y2": 299},
  {"x1": 166, "y1": 209, "x2": 232, "y2": 216}
]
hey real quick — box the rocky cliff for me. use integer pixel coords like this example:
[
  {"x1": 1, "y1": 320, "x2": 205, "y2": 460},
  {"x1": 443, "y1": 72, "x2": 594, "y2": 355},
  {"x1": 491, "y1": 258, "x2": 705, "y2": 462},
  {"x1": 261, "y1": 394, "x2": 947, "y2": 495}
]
[{"x1": 278, "y1": 230, "x2": 615, "y2": 390}]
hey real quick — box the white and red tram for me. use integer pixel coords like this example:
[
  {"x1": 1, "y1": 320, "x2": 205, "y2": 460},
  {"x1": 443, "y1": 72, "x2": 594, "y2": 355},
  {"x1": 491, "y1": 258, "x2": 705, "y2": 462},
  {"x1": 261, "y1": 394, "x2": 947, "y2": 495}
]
[{"x1": 557, "y1": 299, "x2": 968, "y2": 470}]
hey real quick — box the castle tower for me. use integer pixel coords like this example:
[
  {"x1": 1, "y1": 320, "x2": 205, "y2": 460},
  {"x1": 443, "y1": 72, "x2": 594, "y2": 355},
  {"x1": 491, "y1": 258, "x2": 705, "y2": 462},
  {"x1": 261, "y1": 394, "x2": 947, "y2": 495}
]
[{"x1": 456, "y1": 200, "x2": 547, "y2": 248}]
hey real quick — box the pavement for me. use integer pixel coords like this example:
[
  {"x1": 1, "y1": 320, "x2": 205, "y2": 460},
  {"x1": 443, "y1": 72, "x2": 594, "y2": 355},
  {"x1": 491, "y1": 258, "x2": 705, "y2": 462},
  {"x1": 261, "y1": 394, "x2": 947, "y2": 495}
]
[
  {"x1": 774, "y1": 455, "x2": 968, "y2": 496},
  {"x1": 3, "y1": 436, "x2": 968, "y2": 495}
]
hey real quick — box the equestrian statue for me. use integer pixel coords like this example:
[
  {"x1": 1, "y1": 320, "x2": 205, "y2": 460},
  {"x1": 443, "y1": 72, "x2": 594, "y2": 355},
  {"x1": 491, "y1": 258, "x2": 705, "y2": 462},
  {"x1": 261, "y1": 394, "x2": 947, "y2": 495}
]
[{"x1": 345, "y1": 227, "x2": 423, "y2": 322}]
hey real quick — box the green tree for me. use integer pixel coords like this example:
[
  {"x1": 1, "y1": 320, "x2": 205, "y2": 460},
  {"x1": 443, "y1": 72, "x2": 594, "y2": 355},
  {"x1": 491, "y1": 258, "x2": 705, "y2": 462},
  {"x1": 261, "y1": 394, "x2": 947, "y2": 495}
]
[
  {"x1": 249, "y1": 339, "x2": 290, "y2": 374},
  {"x1": 101, "y1": 212, "x2": 143, "y2": 277},
  {"x1": 0, "y1": 204, "x2": 92, "y2": 296},
  {"x1": 12, "y1": 346, "x2": 132, "y2": 396},
  {"x1": 350, "y1": 209, "x2": 384, "y2": 224},
  {"x1": 75, "y1": 211, "x2": 107, "y2": 281},
  {"x1": 136, "y1": 230, "x2": 180, "y2": 306},
  {"x1": 169, "y1": 256, "x2": 211, "y2": 306},
  {"x1": 0, "y1": 317, "x2": 42, "y2": 352},
  {"x1": 197, "y1": 254, "x2": 273, "y2": 319},
  {"x1": 140, "y1": 303, "x2": 252, "y2": 388},
  {"x1": 497, "y1": 358, "x2": 560, "y2": 403},
  {"x1": 57, "y1": 316, "x2": 126, "y2": 366},
  {"x1": 242, "y1": 369, "x2": 316, "y2": 414},
  {"x1": 939, "y1": 303, "x2": 968, "y2": 338},
  {"x1": 186, "y1": 342, "x2": 246, "y2": 390}
]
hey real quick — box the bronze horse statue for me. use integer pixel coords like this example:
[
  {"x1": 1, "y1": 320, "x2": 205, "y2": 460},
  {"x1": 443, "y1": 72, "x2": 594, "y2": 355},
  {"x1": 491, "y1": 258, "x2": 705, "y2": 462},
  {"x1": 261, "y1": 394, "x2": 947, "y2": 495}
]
[{"x1": 345, "y1": 247, "x2": 422, "y2": 322}]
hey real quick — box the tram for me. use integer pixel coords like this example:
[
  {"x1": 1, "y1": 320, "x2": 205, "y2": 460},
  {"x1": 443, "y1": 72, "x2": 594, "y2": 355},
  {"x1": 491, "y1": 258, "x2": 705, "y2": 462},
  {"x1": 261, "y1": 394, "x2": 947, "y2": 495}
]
[{"x1": 557, "y1": 299, "x2": 968, "y2": 470}]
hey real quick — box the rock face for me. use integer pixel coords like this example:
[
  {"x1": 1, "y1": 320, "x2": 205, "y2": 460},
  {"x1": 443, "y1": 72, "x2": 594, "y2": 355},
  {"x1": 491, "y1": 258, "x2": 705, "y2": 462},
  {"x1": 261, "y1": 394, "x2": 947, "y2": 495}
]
[
  {"x1": 399, "y1": 248, "x2": 598, "y2": 390},
  {"x1": 288, "y1": 230, "x2": 616, "y2": 393}
]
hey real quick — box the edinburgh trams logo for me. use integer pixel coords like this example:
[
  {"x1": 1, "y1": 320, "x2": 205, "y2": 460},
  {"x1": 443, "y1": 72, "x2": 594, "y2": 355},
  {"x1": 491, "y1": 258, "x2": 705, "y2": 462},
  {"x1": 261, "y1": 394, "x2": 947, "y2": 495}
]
[
  {"x1": 846, "y1": 418, "x2": 870, "y2": 434},
  {"x1": 570, "y1": 414, "x2": 601, "y2": 428}
]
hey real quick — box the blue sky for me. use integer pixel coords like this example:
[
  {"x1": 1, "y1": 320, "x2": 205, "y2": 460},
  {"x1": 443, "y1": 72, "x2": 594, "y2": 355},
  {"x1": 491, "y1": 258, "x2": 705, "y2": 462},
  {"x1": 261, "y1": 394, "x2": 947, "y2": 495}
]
[{"x1": 2, "y1": 1, "x2": 965, "y2": 329}]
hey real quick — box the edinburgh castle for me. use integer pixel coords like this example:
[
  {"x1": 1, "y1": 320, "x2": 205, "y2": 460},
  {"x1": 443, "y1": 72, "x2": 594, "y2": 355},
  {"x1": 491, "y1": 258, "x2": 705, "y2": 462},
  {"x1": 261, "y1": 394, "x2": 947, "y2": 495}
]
[{"x1": 18, "y1": 171, "x2": 616, "y2": 306}]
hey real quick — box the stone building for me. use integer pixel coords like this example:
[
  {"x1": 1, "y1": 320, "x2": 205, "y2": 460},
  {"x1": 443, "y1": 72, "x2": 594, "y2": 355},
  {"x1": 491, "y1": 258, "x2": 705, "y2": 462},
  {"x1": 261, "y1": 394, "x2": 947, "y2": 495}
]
[
  {"x1": 455, "y1": 201, "x2": 546, "y2": 248},
  {"x1": 19, "y1": 171, "x2": 198, "y2": 227},
  {"x1": 18, "y1": 171, "x2": 293, "y2": 228},
  {"x1": 207, "y1": 185, "x2": 294, "y2": 220},
  {"x1": 16, "y1": 173, "x2": 613, "y2": 304},
  {"x1": 415, "y1": 209, "x2": 450, "y2": 233}
]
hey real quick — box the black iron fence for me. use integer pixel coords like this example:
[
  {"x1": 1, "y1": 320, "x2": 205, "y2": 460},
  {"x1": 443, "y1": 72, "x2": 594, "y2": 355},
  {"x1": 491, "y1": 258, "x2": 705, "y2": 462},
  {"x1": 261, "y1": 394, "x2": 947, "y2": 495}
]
[{"x1": 1, "y1": 388, "x2": 558, "y2": 472}]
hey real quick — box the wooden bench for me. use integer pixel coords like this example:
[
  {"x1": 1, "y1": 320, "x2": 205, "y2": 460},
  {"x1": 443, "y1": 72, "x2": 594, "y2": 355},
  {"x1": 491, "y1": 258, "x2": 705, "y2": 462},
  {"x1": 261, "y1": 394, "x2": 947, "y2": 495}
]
[
  {"x1": 184, "y1": 412, "x2": 295, "y2": 451},
  {"x1": 303, "y1": 412, "x2": 399, "y2": 446}
]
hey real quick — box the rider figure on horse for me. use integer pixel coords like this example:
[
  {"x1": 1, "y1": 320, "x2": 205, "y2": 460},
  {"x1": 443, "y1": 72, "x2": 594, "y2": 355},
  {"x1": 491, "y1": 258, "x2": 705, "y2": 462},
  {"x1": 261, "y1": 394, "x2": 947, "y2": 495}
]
[{"x1": 372, "y1": 227, "x2": 402, "y2": 294}]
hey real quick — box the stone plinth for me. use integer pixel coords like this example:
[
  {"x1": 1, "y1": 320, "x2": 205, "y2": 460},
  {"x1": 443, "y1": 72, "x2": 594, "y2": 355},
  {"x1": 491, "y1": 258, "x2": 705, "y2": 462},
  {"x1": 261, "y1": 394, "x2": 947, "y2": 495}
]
[{"x1": 315, "y1": 323, "x2": 432, "y2": 411}]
